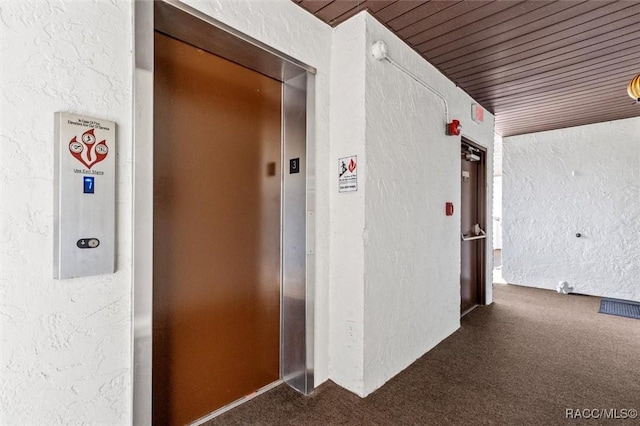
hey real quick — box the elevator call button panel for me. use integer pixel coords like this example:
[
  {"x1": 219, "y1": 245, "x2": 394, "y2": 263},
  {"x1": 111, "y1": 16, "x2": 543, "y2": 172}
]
[{"x1": 54, "y1": 112, "x2": 116, "y2": 279}]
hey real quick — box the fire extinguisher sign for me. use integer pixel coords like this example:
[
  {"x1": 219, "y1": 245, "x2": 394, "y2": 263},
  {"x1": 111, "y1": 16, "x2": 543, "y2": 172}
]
[{"x1": 338, "y1": 155, "x2": 358, "y2": 193}]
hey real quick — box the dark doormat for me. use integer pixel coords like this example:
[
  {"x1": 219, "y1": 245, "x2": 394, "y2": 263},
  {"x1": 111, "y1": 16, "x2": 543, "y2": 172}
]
[{"x1": 599, "y1": 298, "x2": 640, "y2": 319}]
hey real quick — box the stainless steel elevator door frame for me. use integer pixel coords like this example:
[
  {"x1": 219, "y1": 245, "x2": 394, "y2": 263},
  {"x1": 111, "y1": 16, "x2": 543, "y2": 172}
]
[{"x1": 133, "y1": 0, "x2": 316, "y2": 423}]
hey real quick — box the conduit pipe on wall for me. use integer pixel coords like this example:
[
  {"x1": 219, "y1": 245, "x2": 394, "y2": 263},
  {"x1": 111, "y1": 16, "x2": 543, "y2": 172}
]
[{"x1": 371, "y1": 40, "x2": 450, "y2": 125}]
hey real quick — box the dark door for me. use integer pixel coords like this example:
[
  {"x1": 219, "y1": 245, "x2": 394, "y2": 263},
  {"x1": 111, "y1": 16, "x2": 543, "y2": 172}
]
[
  {"x1": 460, "y1": 142, "x2": 485, "y2": 315},
  {"x1": 153, "y1": 32, "x2": 282, "y2": 425}
]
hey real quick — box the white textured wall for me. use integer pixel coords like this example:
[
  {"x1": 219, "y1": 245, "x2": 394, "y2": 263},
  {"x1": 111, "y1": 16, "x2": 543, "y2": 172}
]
[
  {"x1": 503, "y1": 117, "x2": 640, "y2": 302},
  {"x1": 493, "y1": 176, "x2": 503, "y2": 249},
  {"x1": 362, "y1": 15, "x2": 494, "y2": 395},
  {"x1": 328, "y1": 14, "x2": 367, "y2": 395},
  {"x1": 330, "y1": 13, "x2": 495, "y2": 397},
  {"x1": 494, "y1": 134, "x2": 503, "y2": 251},
  {"x1": 493, "y1": 133, "x2": 503, "y2": 250},
  {"x1": 0, "y1": 1, "x2": 133, "y2": 425},
  {"x1": 494, "y1": 133, "x2": 503, "y2": 177}
]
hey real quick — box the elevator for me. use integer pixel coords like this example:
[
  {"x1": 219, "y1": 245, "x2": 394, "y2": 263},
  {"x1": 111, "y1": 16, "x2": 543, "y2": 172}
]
[{"x1": 133, "y1": 1, "x2": 316, "y2": 424}]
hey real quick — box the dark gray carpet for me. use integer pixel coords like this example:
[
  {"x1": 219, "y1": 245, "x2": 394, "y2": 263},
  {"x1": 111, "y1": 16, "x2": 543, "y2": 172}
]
[
  {"x1": 599, "y1": 298, "x2": 640, "y2": 320},
  {"x1": 205, "y1": 284, "x2": 640, "y2": 425}
]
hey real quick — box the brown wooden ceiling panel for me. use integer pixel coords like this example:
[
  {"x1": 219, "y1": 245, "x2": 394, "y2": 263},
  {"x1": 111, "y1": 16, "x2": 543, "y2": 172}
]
[
  {"x1": 426, "y1": 1, "x2": 578, "y2": 61},
  {"x1": 442, "y1": 3, "x2": 640, "y2": 78},
  {"x1": 440, "y1": 6, "x2": 639, "y2": 74},
  {"x1": 499, "y1": 103, "x2": 637, "y2": 123},
  {"x1": 363, "y1": 0, "x2": 398, "y2": 13},
  {"x1": 298, "y1": 0, "x2": 333, "y2": 14},
  {"x1": 497, "y1": 108, "x2": 640, "y2": 136},
  {"x1": 373, "y1": 1, "x2": 426, "y2": 22},
  {"x1": 500, "y1": 109, "x2": 636, "y2": 132},
  {"x1": 317, "y1": 1, "x2": 398, "y2": 26},
  {"x1": 470, "y1": 51, "x2": 639, "y2": 93},
  {"x1": 414, "y1": 1, "x2": 611, "y2": 53},
  {"x1": 387, "y1": 1, "x2": 462, "y2": 33},
  {"x1": 476, "y1": 63, "x2": 637, "y2": 112},
  {"x1": 444, "y1": 18, "x2": 640, "y2": 81},
  {"x1": 404, "y1": 1, "x2": 514, "y2": 45},
  {"x1": 314, "y1": 1, "x2": 361, "y2": 23},
  {"x1": 415, "y1": 1, "x2": 552, "y2": 54},
  {"x1": 498, "y1": 94, "x2": 635, "y2": 115},
  {"x1": 494, "y1": 81, "x2": 635, "y2": 113},
  {"x1": 511, "y1": 107, "x2": 640, "y2": 125},
  {"x1": 293, "y1": 0, "x2": 640, "y2": 136},
  {"x1": 481, "y1": 72, "x2": 640, "y2": 112},
  {"x1": 461, "y1": 40, "x2": 639, "y2": 92},
  {"x1": 476, "y1": 62, "x2": 640, "y2": 105}
]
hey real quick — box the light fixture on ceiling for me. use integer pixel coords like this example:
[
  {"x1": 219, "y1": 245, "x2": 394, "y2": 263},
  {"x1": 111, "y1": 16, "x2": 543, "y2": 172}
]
[{"x1": 628, "y1": 73, "x2": 640, "y2": 103}]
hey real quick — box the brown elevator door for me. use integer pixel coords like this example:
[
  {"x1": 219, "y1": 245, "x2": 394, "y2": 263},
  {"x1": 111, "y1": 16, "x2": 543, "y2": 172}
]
[{"x1": 153, "y1": 32, "x2": 281, "y2": 425}]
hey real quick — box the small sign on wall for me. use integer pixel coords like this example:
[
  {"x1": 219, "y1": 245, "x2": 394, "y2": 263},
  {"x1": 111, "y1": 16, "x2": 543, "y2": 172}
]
[
  {"x1": 339, "y1": 155, "x2": 358, "y2": 193},
  {"x1": 54, "y1": 112, "x2": 116, "y2": 279},
  {"x1": 472, "y1": 103, "x2": 484, "y2": 123}
]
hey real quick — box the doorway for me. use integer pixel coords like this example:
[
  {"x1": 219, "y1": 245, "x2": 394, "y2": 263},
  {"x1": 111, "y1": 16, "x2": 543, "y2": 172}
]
[
  {"x1": 139, "y1": 2, "x2": 316, "y2": 424},
  {"x1": 460, "y1": 140, "x2": 487, "y2": 315}
]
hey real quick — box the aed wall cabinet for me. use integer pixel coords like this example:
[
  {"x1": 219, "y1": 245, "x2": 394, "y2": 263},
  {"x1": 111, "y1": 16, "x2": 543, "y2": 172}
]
[{"x1": 54, "y1": 112, "x2": 116, "y2": 279}]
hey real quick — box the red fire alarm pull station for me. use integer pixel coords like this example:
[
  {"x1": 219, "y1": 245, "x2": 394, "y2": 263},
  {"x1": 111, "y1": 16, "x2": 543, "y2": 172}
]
[
  {"x1": 447, "y1": 120, "x2": 461, "y2": 136},
  {"x1": 446, "y1": 202, "x2": 454, "y2": 216}
]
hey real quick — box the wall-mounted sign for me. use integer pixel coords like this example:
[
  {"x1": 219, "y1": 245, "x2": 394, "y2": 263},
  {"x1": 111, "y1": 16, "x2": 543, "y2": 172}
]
[
  {"x1": 338, "y1": 155, "x2": 358, "y2": 193},
  {"x1": 472, "y1": 103, "x2": 484, "y2": 123},
  {"x1": 54, "y1": 112, "x2": 116, "y2": 279},
  {"x1": 289, "y1": 157, "x2": 300, "y2": 174}
]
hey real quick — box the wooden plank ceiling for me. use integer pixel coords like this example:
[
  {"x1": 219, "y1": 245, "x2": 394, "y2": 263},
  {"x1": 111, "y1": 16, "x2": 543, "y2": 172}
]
[{"x1": 293, "y1": 0, "x2": 640, "y2": 136}]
